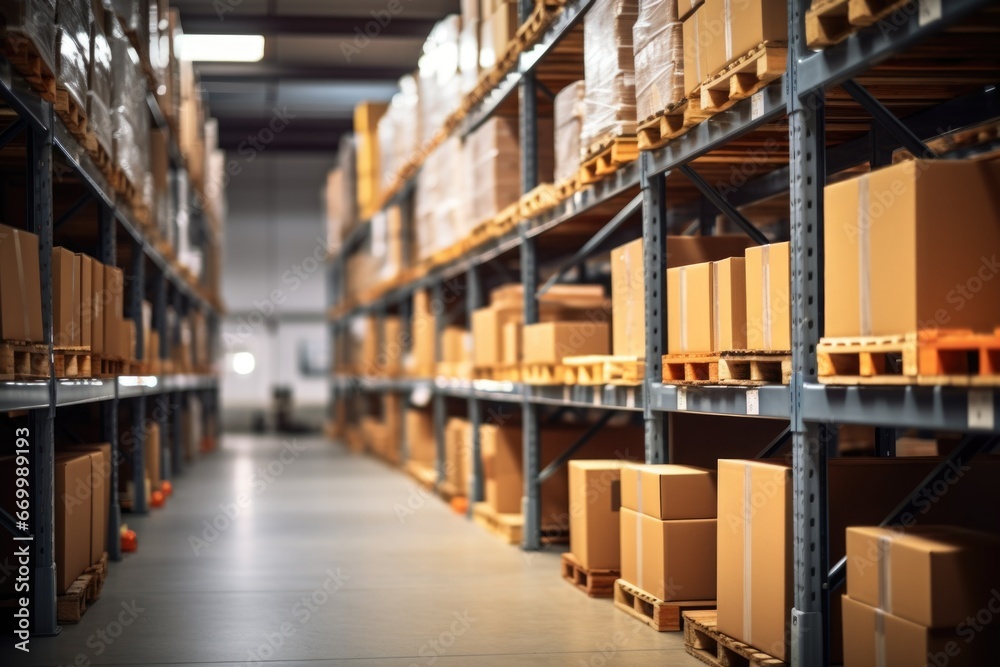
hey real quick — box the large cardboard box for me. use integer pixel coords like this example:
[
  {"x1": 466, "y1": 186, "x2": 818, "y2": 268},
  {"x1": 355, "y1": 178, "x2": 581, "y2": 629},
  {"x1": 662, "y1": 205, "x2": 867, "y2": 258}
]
[
  {"x1": 501, "y1": 321, "x2": 522, "y2": 366},
  {"x1": 569, "y1": 461, "x2": 626, "y2": 570},
  {"x1": 52, "y1": 247, "x2": 80, "y2": 346},
  {"x1": 620, "y1": 509, "x2": 717, "y2": 601},
  {"x1": 522, "y1": 321, "x2": 610, "y2": 365},
  {"x1": 714, "y1": 257, "x2": 747, "y2": 351},
  {"x1": 678, "y1": 0, "x2": 704, "y2": 20},
  {"x1": 89, "y1": 259, "x2": 105, "y2": 354},
  {"x1": 445, "y1": 417, "x2": 472, "y2": 496},
  {"x1": 682, "y1": 5, "x2": 708, "y2": 96},
  {"x1": 0, "y1": 223, "x2": 44, "y2": 342},
  {"x1": 103, "y1": 265, "x2": 124, "y2": 357},
  {"x1": 842, "y1": 594, "x2": 999, "y2": 667},
  {"x1": 667, "y1": 261, "x2": 713, "y2": 354},
  {"x1": 846, "y1": 525, "x2": 1000, "y2": 629},
  {"x1": 55, "y1": 453, "x2": 93, "y2": 592},
  {"x1": 76, "y1": 254, "x2": 93, "y2": 348},
  {"x1": 824, "y1": 160, "x2": 1000, "y2": 337},
  {"x1": 383, "y1": 316, "x2": 403, "y2": 374},
  {"x1": 611, "y1": 237, "x2": 754, "y2": 356},
  {"x1": 406, "y1": 408, "x2": 436, "y2": 467},
  {"x1": 59, "y1": 443, "x2": 111, "y2": 563},
  {"x1": 411, "y1": 289, "x2": 436, "y2": 376},
  {"x1": 472, "y1": 306, "x2": 522, "y2": 367},
  {"x1": 745, "y1": 242, "x2": 790, "y2": 351},
  {"x1": 620, "y1": 464, "x2": 716, "y2": 520},
  {"x1": 701, "y1": 0, "x2": 787, "y2": 76}
]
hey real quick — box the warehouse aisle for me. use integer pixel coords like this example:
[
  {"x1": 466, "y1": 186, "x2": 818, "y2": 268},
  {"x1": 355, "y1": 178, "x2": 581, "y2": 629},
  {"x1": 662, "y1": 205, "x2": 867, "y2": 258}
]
[{"x1": 8, "y1": 435, "x2": 699, "y2": 666}]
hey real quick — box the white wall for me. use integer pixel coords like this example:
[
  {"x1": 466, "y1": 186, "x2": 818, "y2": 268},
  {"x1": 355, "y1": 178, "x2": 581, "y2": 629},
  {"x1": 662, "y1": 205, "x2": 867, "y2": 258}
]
[{"x1": 220, "y1": 153, "x2": 335, "y2": 426}]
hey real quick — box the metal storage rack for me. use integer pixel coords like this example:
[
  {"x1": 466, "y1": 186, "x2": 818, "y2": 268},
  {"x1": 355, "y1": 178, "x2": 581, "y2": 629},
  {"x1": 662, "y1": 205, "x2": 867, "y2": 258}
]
[
  {"x1": 0, "y1": 55, "x2": 221, "y2": 636},
  {"x1": 328, "y1": 1, "x2": 1000, "y2": 663}
]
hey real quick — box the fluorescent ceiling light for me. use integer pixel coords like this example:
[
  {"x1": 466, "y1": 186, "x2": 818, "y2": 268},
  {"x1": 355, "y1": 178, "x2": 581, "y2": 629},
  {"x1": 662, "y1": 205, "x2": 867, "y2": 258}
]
[{"x1": 175, "y1": 34, "x2": 265, "y2": 62}]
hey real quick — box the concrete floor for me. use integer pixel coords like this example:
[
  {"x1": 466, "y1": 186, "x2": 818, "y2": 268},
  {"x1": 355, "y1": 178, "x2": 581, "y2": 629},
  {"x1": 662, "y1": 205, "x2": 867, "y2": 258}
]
[{"x1": 5, "y1": 434, "x2": 703, "y2": 666}]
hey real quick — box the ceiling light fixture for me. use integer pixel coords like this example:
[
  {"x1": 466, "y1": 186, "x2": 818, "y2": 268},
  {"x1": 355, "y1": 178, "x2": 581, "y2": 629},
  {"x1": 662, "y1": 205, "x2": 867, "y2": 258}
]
[{"x1": 175, "y1": 34, "x2": 265, "y2": 62}]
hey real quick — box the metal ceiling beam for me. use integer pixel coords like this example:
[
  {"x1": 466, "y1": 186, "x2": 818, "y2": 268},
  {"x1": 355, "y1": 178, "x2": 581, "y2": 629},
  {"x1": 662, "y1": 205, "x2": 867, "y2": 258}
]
[
  {"x1": 180, "y1": 14, "x2": 438, "y2": 37},
  {"x1": 198, "y1": 64, "x2": 412, "y2": 84}
]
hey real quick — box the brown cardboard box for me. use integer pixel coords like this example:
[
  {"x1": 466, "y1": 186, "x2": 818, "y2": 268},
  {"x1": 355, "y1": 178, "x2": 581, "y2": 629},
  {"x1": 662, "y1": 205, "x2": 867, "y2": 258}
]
[
  {"x1": 501, "y1": 321, "x2": 521, "y2": 366},
  {"x1": 445, "y1": 418, "x2": 472, "y2": 496},
  {"x1": 53, "y1": 247, "x2": 80, "y2": 346},
  {"x1": 682, "y1": 6, "x2": 708, "y2": 96},
  {"x1": 745, "y1": 242, "x2": 790, "y2": 351},
  {"x1": 824, "y1": 160, "x2": 1000, "y2": 337},
  {"x1": 714, "y1": 258, "x2": 747, "y2": 351},
  {"x1": 103, "y1": 265, "x2": 124, "y2": 357},
  {"x1": 701, "y1": 0, "x2": 787, "y2": 76},
  {"x1": 55, "y1": 453, "x2": 93, "y2": 592},
  {"x1": 569, "y1": 461, "x2": 626, "y2": 570},
  {"x1": 147, "y1": 422, "x2": 161, "y2": 488},
  {"x1": 678, "y1": 0, "x2": 704, "y2": 19},
  {"x1": 383, "y1": 316, "x2": 403, "y2": 373},
  {"x1": 406, "y1": 408, "x2": 436, "y2": 467},
  {"x1": 76, "y1": 254, "x2": 93, "y2": 348},
  {"x1": 441, "y1": 326, "x2": 469, "y2": 365},
  {"x1": 846, "y1": 525, "x2": 1000, "y2": 629},
  {"x1": 0, "y1": 223, "x2": 44, "y2": 342},
  {"x1": 411, "y1": 289, "x2": 436, "y2": 376},
  {"x1": 620, "y1": 464, "x2": 716, "y2": 519},
  {"x1": 522, "y1": 321, "x2": 610, "y2": 365},
  {"x1": 122, "y1": 319, "x2": 136, "y2": 361},
  {"x1": 90, "y1": 260, "x2": 105, "y2": 354},
  {"x1": 620, "y1": 508, "x2": 717, "y2": 601},
  {"x1": 58, "y1": 443, "x2": 111, "y2": 563},
  {"x1": 611, "y1": 236, "x2": 754, "y2": 357},
  {"x1": 841, "y1": 594, "x2": 999, "y2": 667},
  {"x1": 667, "y1": 262, "x2": 714, "y2": 353},
  {"x1": 472, "y1": 306, "x2": 521, "y2": 367}
]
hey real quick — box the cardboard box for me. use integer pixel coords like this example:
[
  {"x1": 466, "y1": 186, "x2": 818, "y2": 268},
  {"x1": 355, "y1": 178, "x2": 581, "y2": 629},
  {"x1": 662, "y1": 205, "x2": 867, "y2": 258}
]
[
  {"x1": 611, "y1": 236, "x2": 754, "y2": 357},
  {"x1": 76, "y1": 254, "x2": 93, "y2": 348},
  {"x1": 103, "y1": 265, "x2": 124, "y2": 357},
  {"x1": 569, "y1": 461, "x2": 626, "y2": 570},
  {"x1": 406, "y1": 408, "x2": 436, "y2": 467},
  {"x1": 411, "y1": 289, "x2": 436, "y2": 376},
  {"x1": 745, "y1": 242, "x2": 790, "y2": 351},
  {"x1": 620, "y1": 464, "x2": 717, "y2": 520},
  {"x1": 55, "y1": 453, "x2": 93, "y2": 592},
  {"x1": 445, "y1": 418, "x2": 472, "y2": 496},
  {"x1": 59, "y1": 443, "x2": 111, "y2": 563},
  {"x1": 52, "y1": 247, "x2": 80, "y2": 346},
  {"x1": 441, "y1": 326, "x2": 470, "y2": 365},
  {"x1": 0, "y1": 223, "x2": 44, "y2": 342},
  {"x1": 824, "y1": 160, "x2": 1000, "y2": 337},
  {"x1": 682, "y1": 6, "x2": 708, "y2": 96},
  {"x1": 472, "y1": 306, "x2": 521, "y2": 367},
  {"x1": 842, "y1": 594, "x2": 999, "y2": 667},
  {"x1": 846, "y1": 526, "x2": 1000, "y2": 629},
  {"x1": 89, "y1": 259, "x2": 104, "y2": 354},
  {"x1": 701, "y1": 0, "x2": 787, "y2": 76},
  {"x1": 667, "y1": 261, "x2": 714, "y2": 354},
  {"x1": 522, "y1": 321, "x2": 610, "y2": 365},
  {"x1": 383, "y1": 316, "x2": 403, "y2": 374},
  {"x1": 501, "y1": 321, "x2": 521, "y2": 366},
  {"x1": 678, "y1": 0, "x2": 704, "y2": 20},
  {"x1": 620, "y1": 509, "x2": 717, "y2": 601},
  {"x1": 714, "y1": 257, "x2": 747, "y2": 351}
]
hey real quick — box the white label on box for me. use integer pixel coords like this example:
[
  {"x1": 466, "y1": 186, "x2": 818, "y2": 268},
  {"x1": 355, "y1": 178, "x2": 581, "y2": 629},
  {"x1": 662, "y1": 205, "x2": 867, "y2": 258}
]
[
  {"x1": 676, "y1": 387, "x2": 688, "y2": 411},
  {"x1": 746, "y1": 389, "x2": 759, "y2": 416},
  {"x1": 919, "y1": 0, "x2": 942, "y2": 26},
  {"x1": 968, "y1": 390, "x2": 994, "y2": 430},
  {"x1": 563, "y1": 385, "x2": 571, "y2": 402},
  {"x1": 593, "y1": 388, "x2": 602, "y2": 406},
  {"x1": 411, "y1": 383, "x2": 432, "y2": 407},
  {"x1": 751, "y1": 91, "x2": 765, "y2": 120},
  {"x1": 626, "y1": 388, "x2": 635, "y2": 409}
]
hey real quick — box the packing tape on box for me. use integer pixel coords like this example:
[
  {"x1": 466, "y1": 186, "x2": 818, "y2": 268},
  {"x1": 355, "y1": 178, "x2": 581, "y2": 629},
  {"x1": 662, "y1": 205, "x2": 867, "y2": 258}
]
[
  {"x1": 761, "y1": 244, "x2": 772, "y2": 350},
  {"x1": 691, "y1": 11, "x2": 703, "y2": 88},
  {"x1": 712, "y1": 262, "x2": 720, "y2": 352},
  {"x1": 724, "y1": 0, "x2": 733, "y2": 64},
  {"x1": 858, "y1": 175, "x2": 873, "y2": 336},
  {"x1": 12, "y1": 230, "x2": 31, "y2": 340},
  {"x1": 636, "y1": 468, "x2": 644, "y2": 590},
  {"x1": 679, "y1": 266, "x2": 688, "y2": 351},
  {"x1": 874, "y1": 608, "x2": 887, "y2": 667},
  {"x1": 743, "y1": 464, "x2": 753, "y2": 643}
]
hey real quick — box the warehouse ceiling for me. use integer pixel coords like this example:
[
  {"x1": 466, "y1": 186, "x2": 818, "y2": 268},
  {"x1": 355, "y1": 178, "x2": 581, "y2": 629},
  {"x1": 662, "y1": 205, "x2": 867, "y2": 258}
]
[{"x1": 171, "y1": 0, "x2": 461, "y2": 151}]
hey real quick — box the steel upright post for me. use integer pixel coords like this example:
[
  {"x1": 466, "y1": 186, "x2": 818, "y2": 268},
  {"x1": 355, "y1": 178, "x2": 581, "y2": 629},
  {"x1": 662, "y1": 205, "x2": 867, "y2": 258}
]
[{"x1": 641, "y1": 153, "x2": 668, "y2": 464}]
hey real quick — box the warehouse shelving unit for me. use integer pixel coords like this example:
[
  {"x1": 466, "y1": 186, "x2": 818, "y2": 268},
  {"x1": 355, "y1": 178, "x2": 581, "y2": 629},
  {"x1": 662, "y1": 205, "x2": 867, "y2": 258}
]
[
  {"x1": 0, "y1": 53, "x2": 221, "y2": 636},
  {"x1": 328, "y1": 0, "x2": 1000, "y2": 663}
]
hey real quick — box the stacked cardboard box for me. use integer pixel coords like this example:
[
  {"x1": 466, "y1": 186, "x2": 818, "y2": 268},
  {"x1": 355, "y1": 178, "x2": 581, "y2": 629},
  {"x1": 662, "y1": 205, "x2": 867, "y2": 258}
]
[
  {"x1": 89, "y1": 1, "x2": 114, "y2": 157},
  {"x1": 582, "y1": 0, "x2": 639, "y2": 152},
  {"x1": 54, "y1": 1, "x2": 92, "y2": 117},
  {"x1": 445, "y1": 417, "x2": 473, "y2": 496},
  {"x1": 620, "y1": 464, "x2": 717, "y2": 601},
  {"x1": 666, "y1": 255, "x2": 751, "y2": 354},
  {"x1": 610, "y1": 236, "x2": 755, "y2": 357},
  {"x1": 414, "y1": 136, "x2": 468, "y2": 261},
  {"x1": 408, "y1": 288, "x2": 438, "y2": 377},
  {"x1": 0, "y1": 224, "x2": 44, "y2": 343},
  {"x1": 554, "y1": 81, "x2": 586, "y2": 183},
  {"x1": 469, "y1": 116, "x2": 521, "y2": 225},
  {"x1": 568, "y1": 461, "x2": 628, "y2": 571},
  {"x1": 842, "y1": 526, "x2": 1000, "y2": 665},
  {"x1": 522, "y1": 321, "x2": 611, "y2": 365},
  {"x1": 354, "y1": 102, "x2": 388, "y2": 218},
  {"x1": 418, "y1": 15, "x2": 462, "y2": 146},
  {"x1": 0, "y1": 0, "x2": 58, "y2": 80},
  {"x1": 406, "y1": 408, "x2": 437, "y2": 468},
  {"x1": 325, "y1": 136, "x2": 359, "y2": 254},
  {"x1": 633, "y1": 0, "x2": 684, "y2": 121},
  {"x1": 458, "y1": 0, "x2": 480, "y2": 95},
  {"x1": 479, "y1": 0, "x2": 518, "y2": 72},
  {"x1": 375, "y1": 74, "x2": 420, "y2": 191},
  {"x1": 824, "y1": 160, "x2": 1000, "y2": 338}
]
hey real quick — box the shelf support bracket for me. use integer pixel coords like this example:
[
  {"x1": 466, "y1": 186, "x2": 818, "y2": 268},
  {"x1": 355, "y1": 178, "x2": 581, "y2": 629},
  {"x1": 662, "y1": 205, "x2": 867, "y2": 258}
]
[
  {"x1": 54, "y1": 193, "x2": 94, "y2": 231},
  {"x1": 678, "y1": 165, "x2": 769, "y2": 244},
  {"x1": 0, "y1": 116, "x2": 26, "y2": 150},
  {"x1": 842, "y1": 80, "x2": 936, "y2": 159},
  {"x1": 537, "y1": 410, "x2": 617, "y2": 483},
  {"x1": 755, "y1": 426, "x2": 792, "y2": 459}
]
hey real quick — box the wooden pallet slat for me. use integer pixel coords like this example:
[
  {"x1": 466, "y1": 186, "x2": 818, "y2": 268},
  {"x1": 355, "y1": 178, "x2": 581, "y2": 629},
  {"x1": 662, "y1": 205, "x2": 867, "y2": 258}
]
[
  {"x1": 54, "y1": 346, "x2": 93, "y2": 378},
  {"x1": 637, "y1": 98, "x2": 708, "y2": 151},
  {"x1": 613, "y1": 580, "x2": 716, "y2": 632},
  {"x1": 472, "y1": 502, "x2": 568, "y2": 545},
  {"x1": 683, "y1": 609, "x2": 786, "y2": 667},
  {"x1": 3, "y1": 34, "x2": 57, "y2": 100},
  {"x1": 562, "y1": 355, "x2": 644, "y2": 386},
  {"x1": 0, "y1": 341, "x2": 49, "y2": 380},
  {"x1": 57, "y1": 552, "x2": 109, "y2": 624},
  {"x1": 718, "y1": 351, "x2": 792, "y2": 386},
  {"x1": 560, "y1": 553, "x2": 619, "y2": 598},
  {"x1": 699, "y1": 43, "x2": 787, "y2": 114},
  {"x1": 580, "y1": 135, "x2": 639, "y2": 184},
  {"x1": 805, "y1": 0, "x2": 913, "y2": 49},
  {"x1": 522, "y1": 362, "x2": 573, "y2": 385},
  {"x1": 661, "y1": 352, "x2": 720, "y2": 384}
]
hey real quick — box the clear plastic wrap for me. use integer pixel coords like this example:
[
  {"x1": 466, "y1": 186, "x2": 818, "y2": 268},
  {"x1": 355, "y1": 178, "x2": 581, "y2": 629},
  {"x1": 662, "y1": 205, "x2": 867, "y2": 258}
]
[
  {"x1": 55, "y1": 0, "x2": 91, "y2": 112},
  {"x1": 582, "y1": 0, "x2": 640, "y2": 151},
  {"x1": 554, "y1": 81, "x2": 586, "y2": 183},
  {"x1": 418, "y1": 16, "x2": 462, "y2": 146},
  {"x1": 0, "y1": 0, "x2": 58, "y2": 74},
  {"x1": 87, "y1": 18, "x2": 114, "y2": 155},
  {"x1": 634, "y1": 20, "x2": 684, "y2": 120},
  {"x1": 467, "y1": 117, "x2": 520, "y2": 224}
]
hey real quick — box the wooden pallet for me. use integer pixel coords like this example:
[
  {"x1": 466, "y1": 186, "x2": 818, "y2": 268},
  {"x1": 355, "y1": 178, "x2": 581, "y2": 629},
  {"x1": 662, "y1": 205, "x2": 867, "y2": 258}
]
[
  {"x1": 3, "y1": 34, "x2": 57, "y2": 101},
  {"x1": 0, "y1": 341, "x2": 49, "y2": 380},
  {"x1": 718, "y1": 351, "x2": 792, "y2": 385},
  {"x1": 54, "y1": 87, "x2": 88, "y2": 138},
  {"x1": 93, "y1": 355, "x2": 126, "y2": 378},
  {"x1": 57, "y1": 552, "x2": 109, "y2": 623},
  {"x1": 699, "y1": 43, "x2": 786, "y2": 115},
  {"x1": 519, "y1": 183, "x2": 562, "y2": 219},
  {"x1": 580, "y1": 135, "x2": 639, "y2": 184},
  {"x1": 561, "y1": 552, "x2": 618, "y2": 597},
  {"x1": 661, "y1": 353, "x2": 720, "y2": 384},
  {"x1": 472, "y1": 502, "x2": 568, "y2": 545},
  {"x1": 637, "y1": 98, "x2": 708, "y2": 151},
  {"x1": 818, "y1": 329, "x2": 1000, "y2": 386},
  {"x1": 683, "y1": 610, "x2": 786, "y2": 667},
  {"x1": 613, "y1": 580, "x2": 716, "y2": 632},
  {"x1": 514, "y1": 0, "x2": 554, "y2": 50},
  {"x1": 522, "y1": 362, "x2": 572, "y2": 385},
  {"x1": 805, "y1": 0, "x2": 912, "y2": 49},
  {"x1": 494, "y1": 201, "x2": 522, "y2": 235},
  {"x1": 54, "y1": 346, "x2": 92, "y2": 378},
  {"x1": 563, "y1": 355, "x2": 644, "y2": 386},
  {"x1": 555, "y1": 174, "x2": 582, "y2": 200},
  {"x1": 435, "y1": 361, "x2": 473, "y2": 379}
]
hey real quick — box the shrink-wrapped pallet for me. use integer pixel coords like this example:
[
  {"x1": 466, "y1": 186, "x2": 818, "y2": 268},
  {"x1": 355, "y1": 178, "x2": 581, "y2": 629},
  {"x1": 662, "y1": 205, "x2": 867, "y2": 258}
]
[
  {"x1": 55, "y1": 0, "x2": 91, "y2": 113},
  {"x1": 88, "y1": 13, "x2": 113, "y2": 156},
  {"x1": 468, "y1": 117, "x2": 520, "y2": 225},
  {"x1": 581, "y1": 0, "x2": 639, "y2": 153},
  {"x1": 0, "y1": 0, "x2": 58, "y2": 77},
  {"x1": 633, "y1": 0, "x2": 684, "y2": 121},
  {"x1": 554, "y1": 81, "x2": 585, "y2": 183}
]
